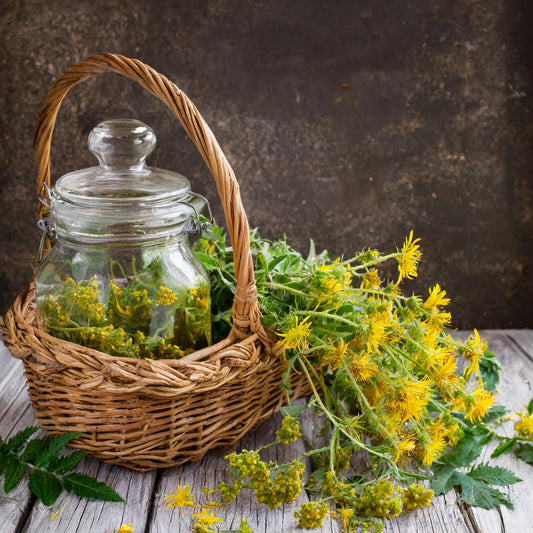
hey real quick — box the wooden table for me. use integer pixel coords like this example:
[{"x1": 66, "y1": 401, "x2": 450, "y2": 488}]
[{"x1": 1, "y1": 330, "x2": 532, "y2": 533}]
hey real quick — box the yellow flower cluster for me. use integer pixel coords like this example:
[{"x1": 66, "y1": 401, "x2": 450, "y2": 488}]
[
  {"x1": 226, "y1": 450, "x2": 304, "y2": 509},
  {"x1": 515, "y1": 410, "x2": 533, "y2": 438},
  {"x1": 275, "y1": 415, "x2": 302, "y2": 444},
  {"x1": 294, "y1": 501, "x2": 330, "y2": 529}
]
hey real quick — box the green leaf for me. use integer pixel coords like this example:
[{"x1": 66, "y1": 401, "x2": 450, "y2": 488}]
[
  {"x1": 527, "y1": 398, "x2": 533, "y2": 415},
  {"x1": 4, "y1": 456, "x2": 27, "y2": 493},
  {"x1": 445, "y1": 430, "x2": 483, "y2": 467},
  {"x1": 62, "y1": 474, "x2": 124, "y2": 502},
  {"x1": 479, "y1": 349, "x2": 501, "y2": 391},
  {"x1": 28, "y1": 469, "x2": 63, "y2": 506},
  {"x1": 20, "y1": 436, "x2": 52, "y2": 464},
  {"x1": 468, "y1": 463, "x2": 521, "y2": 486},
  {"x1": 280, "y1": 405, "x2": 308, "y2": 418},
  {"x1": 49, "y1": 450, "x2": 87, "y2": 476},
  {"x1": 491, "y1": 438, "x2": 517, "y2": 459},
  {"x1": 33, "y1": 433, "x2": 82, "y2": 468},
  {"x1": 453, "y1": 472, "x2": 513, "y2": 509},
  {"x1": 5, "y1": 426, "x2": 40, "y2": 453},
  {"x1": 514, "y1": 443, "x2": 533, "y2": 464},
  {"x1": 430, "y1": 465, "x2": 458, "y2": 494},
  {"x1": 481, "y1": 405, "x2": 507, "y2": 424}
]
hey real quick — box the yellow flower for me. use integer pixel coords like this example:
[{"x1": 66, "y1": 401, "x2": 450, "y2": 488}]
[
  {"x1": 515, "y1": 411, "x2": 533, "y2": 438},
  {"x1": 277, "y1": 316, "x2": 312, "y2": 351},
  {"x1": 423, "y1": 284, "x2": 450, "y2": 309},
  {"x1": 321, "y1": 338, "x2": 348, "y2": 371},
  {"x1": 350, "y1": 351, "x2": 378, "y2": 382},
  {"x1": 394, "y1": 435, "x2": 416, "y2": 463},
  {"x1": 116, "y1": 526, "x2": 134, "y2": 533},
  {"x1": 463, "y1": 329, "x2": 486, "y2": 378},
  {"x1": 338, "y1": 507, "x2": 355, "y2": 532},
  {"x1": 389, "y1": 377, "x2": 432, "y2": 422},
  {"x1": 191, "y1": 508, "x2": 223, "y2": 527},
  {"x1": 420, "y1": 422, "x2": 447, "y2": 466},
  {"x1": 401, "y1": 484, "x2": 434, "y2": 513},
  {"x1": 396, "y1": 231, "x2": 422, "y2": 284},
  {"x1": 155, "y1": 286, "x2": 178, "y2": 306},
  {"x1": 50, "y1": 507, "x2": 62, "y2": 521},
  {"x1": 164, "y1": 485, "x2": 194, "y2": 509},
  {"x1": 360, "y1": 268, "x2": 382, "y2": 289},
  {"x1": 465, "y1": 386, "x2": 494, "y2": 423},
  {"x1": 366, "y1": 316, "x2": 387, "y2": 353}
]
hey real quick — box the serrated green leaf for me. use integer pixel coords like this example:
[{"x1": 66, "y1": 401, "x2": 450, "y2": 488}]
[
  {"x1": 62, "y1": 473, "x2": 124, "y2": 502},
  {"x1": 430, "y1": 465, "x2": 458, "y2": 494},
  {"x1": 5, "y1": 426, "x2": 40, "y2": 453},
  {"x1": 468, "y1": 463, "x2": 521, "y2": 486},
  {"x1": 4, "y1": 456, "x2": 26, "y2": 493},
  {"x1": 280, "y1": 405, "x2": 308, "y2": 418},
  {"x1": 49, "y1": 450, "x2": 87, "y2": 476},
  {"x1": 33, "y1": 433, "x2": 82, "y2": 468},
  {"x1": 453, "y1": 472, "x2": 513, "y2": 509},
  {"x1": 527, "y1": 398, "x2": 533, "y2": 415},
  {"x1": 491, "y1": 438, "x2": 517, "y2": 459},
  {"x1": 479, "y1": 349, "x2": 501, "y2": 392},
  {"x1": 28, "y1": 469, "x2": 63, "y2": 506},
  {"x1": 445, "y1": 430, "x2": 483, "y2": 467},
  {"x1": 481, "y1": 405, "x2": 507, "y2": 424},
  {"x1": 20, "y1": 436, "x2": 52, "y2": 464},
  {"x1": 514, "y1": 443, "x2": 533, "y2": 464}
]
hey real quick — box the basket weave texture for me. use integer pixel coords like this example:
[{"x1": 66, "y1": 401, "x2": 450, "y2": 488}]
[{"x1": 1, "y1": 53, "x2": 309, "y2": 471}]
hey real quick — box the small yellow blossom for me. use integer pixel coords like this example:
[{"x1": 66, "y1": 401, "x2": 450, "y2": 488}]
[
  {"x1": 155, "y1": 286, "x2": 178, "y2": 306},
  {"x1": 321, "y1": 338, "x2": 348, "y2": 371},
  {"x1": 515, "y1": 410, "x2": 533, "y2": 438},
  {"x1": 164, "y1": 485, "x2": 194, "y2": 510},
  {"x1": 277, "y1": 316, "x2": 312, "y2": 351},
  {"x1": 191, "y1": 508, "x2": 223, "y2": 527},
  {"x1": 396, "y1": 231, "x2": 422, "y2": 284},
  {"x1": 389, "y1": 377, "x2": 432, "y2": 422},
  {"x1": 423, "y1": 284, "x2": 450, "y2": 309},
  {"x1": 465, "y1": 386, "x2": 494, "y2": 423},
  {"x1": 116, "y1": 526, "x2": 134, "y2": 533},
  {"x1": 338, "y1": 507, "x2": 355, "y2": 532},
  {"x1": 276, "y1": 415, "x2": 302, "y2": 444},
  {"x1": 401, "y1": 484, "x2": 434, "y2": 513},
  {"x1": 366, "y1": 317, "x2": 387, "y2": 353},
  {"x1": 50, "y1": 507, "x2": 62, "y2": 521},
  {"x1": 394, "y1": 435, "x2": 416, "y2": 463},
  {"x1": 350, "y1": 351, "x2": 379, "y2": 382},
  {"x1": 294, "y1": 501, "x2": 330, "y2": 529},
  {"x1": 463, "y1": 329, "x2": 487, "y2": 378},
  {"x1": 360, "y1": 268, "x2": 382, "y2": 289}
]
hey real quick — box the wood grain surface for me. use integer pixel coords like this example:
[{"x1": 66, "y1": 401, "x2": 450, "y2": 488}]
[{"x1": 1, "y1": 331, "x2": 532, "y2": 533}]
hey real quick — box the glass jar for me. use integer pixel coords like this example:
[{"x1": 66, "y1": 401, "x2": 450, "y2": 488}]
[{"x1": 35, "y1": 119, "x2": 211, "y2": 359}]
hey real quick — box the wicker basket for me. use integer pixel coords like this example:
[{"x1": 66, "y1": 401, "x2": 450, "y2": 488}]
[{"x1": 1, "y1": 53, "x2": 310, "y2": 471}]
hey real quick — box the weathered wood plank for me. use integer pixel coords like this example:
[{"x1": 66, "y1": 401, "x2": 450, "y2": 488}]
[
  {"x1": 458, "y1": 331, "x2": 533, "y2": 533},
  {"x1": 1, "y1": 332, "x2": 533, "y2": 533},
  {"x1": 0, "y1": 344, "x2": 41, "y2": 533},
  {"x1": 506, "y1": 329, "x2": 533, "y2": 365},
  {"x1": 22, "y1": 458, "x2": 157, "y2": 533}
]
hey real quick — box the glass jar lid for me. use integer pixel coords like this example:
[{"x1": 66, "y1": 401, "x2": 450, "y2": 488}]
[{"x1": 51, "y1": 118, "x2": 204, "y2": 244}]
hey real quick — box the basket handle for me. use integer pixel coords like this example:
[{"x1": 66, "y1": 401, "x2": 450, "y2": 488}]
[{"x1": 34, "y1": 53, "x2": 260, "y2": 339}]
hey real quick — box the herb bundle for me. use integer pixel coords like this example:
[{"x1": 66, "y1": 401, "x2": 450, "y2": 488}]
[
  {"x1": 38, "y1": 257, "x2": 211, "y2": 359},
  {"x1": 184, "y1": 222, "x2": 527, "y2": 532}
]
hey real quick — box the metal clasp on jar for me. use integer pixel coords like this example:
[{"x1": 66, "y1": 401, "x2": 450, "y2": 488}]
[
  {"x1": 37, "y1": 182, "x2": 57, "y2": 261},
  {"x1": 181, "y1": 192, "x2": 214, "y2": 240}
]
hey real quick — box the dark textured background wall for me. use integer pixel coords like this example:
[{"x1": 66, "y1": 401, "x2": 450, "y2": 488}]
[{"x1": 0, "y1": 0, "x2": 532, "y2": 328}]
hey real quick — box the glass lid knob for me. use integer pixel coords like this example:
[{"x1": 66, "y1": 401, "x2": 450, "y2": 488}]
[{"x1": 88, "y1": 118, "x2": 156, "y2": 169}]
